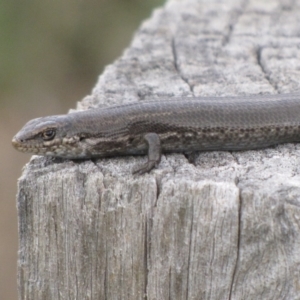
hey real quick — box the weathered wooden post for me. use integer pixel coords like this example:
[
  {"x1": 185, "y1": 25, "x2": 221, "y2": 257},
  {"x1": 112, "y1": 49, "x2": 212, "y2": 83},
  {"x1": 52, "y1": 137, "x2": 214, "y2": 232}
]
[{"x1": 17, "y1": 0, "x2": 300, "y2": 299}]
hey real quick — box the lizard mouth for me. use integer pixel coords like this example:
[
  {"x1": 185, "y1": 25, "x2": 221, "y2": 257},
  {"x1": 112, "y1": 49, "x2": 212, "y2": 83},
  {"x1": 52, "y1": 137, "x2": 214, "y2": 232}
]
[
  {"x1": 12, "y1": 137, "x2": 19, "y2": 148},
  {"x1": 12, "y1": 136, "x2": 87, "y2": 158},
  {"x1": 12, "y1": 137, "x2": 25, "y2": 151},
  {"x1": 12, "y1": 137, "x2": 41, "y2": 154},
  {"x1": 12, "y1": 136, "x2": 48, "y2": 154}
]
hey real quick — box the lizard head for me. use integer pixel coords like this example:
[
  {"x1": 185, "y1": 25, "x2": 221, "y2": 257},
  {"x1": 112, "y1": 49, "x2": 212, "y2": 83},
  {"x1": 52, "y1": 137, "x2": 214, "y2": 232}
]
[{"x1": 12, "y1": 115, "x2": 84, "y2": 158}]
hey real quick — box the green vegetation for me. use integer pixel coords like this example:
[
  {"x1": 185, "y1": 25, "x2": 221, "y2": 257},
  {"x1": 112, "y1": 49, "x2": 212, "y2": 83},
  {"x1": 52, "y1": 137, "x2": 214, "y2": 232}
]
[{"x1": 0, "y1": 0, "x2": 164, "y2": 109}]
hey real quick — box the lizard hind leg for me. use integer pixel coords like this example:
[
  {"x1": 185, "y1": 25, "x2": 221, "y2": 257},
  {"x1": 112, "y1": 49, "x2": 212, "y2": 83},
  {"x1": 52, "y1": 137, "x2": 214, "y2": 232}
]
[{"x1": 132, "y1": 133, "x2": 161, "y2": 175}]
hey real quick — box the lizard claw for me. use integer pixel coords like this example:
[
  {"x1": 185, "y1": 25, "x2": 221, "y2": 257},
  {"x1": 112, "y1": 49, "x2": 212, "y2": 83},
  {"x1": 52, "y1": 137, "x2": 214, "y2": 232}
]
[{"x1": 132, "y1": 160, "x2": 157, "y2": 175}]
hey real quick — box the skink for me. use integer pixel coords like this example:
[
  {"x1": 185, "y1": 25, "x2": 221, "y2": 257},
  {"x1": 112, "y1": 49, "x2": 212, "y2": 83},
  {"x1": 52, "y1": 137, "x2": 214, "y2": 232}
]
[{"x1": 12, "y1": 93, "x2": 300, "y2": 174}]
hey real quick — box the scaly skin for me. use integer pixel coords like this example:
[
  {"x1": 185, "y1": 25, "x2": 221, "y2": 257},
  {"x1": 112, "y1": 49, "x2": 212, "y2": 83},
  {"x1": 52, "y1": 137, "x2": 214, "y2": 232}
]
[{"x1": 12, "y1": 93, "x2": 300, "y2": 173}]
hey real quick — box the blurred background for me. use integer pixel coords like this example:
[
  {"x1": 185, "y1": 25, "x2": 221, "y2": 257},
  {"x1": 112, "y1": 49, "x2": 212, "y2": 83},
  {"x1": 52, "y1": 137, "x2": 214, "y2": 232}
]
[{"x1": 0, "y1": 1, "x2": 164, "y2": 298}]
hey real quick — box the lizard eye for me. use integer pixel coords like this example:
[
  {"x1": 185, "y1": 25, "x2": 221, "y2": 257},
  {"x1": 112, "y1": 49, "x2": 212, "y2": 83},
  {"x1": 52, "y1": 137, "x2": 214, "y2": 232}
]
[{"x1": 42, "y1": 129, "x2": 56, "y2": 141}]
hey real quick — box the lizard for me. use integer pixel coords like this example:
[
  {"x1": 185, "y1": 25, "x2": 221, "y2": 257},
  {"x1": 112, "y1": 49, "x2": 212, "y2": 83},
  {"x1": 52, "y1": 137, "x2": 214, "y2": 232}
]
[{"x1": 12, "y1": 93, "x2": 300, "y2": 174}]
